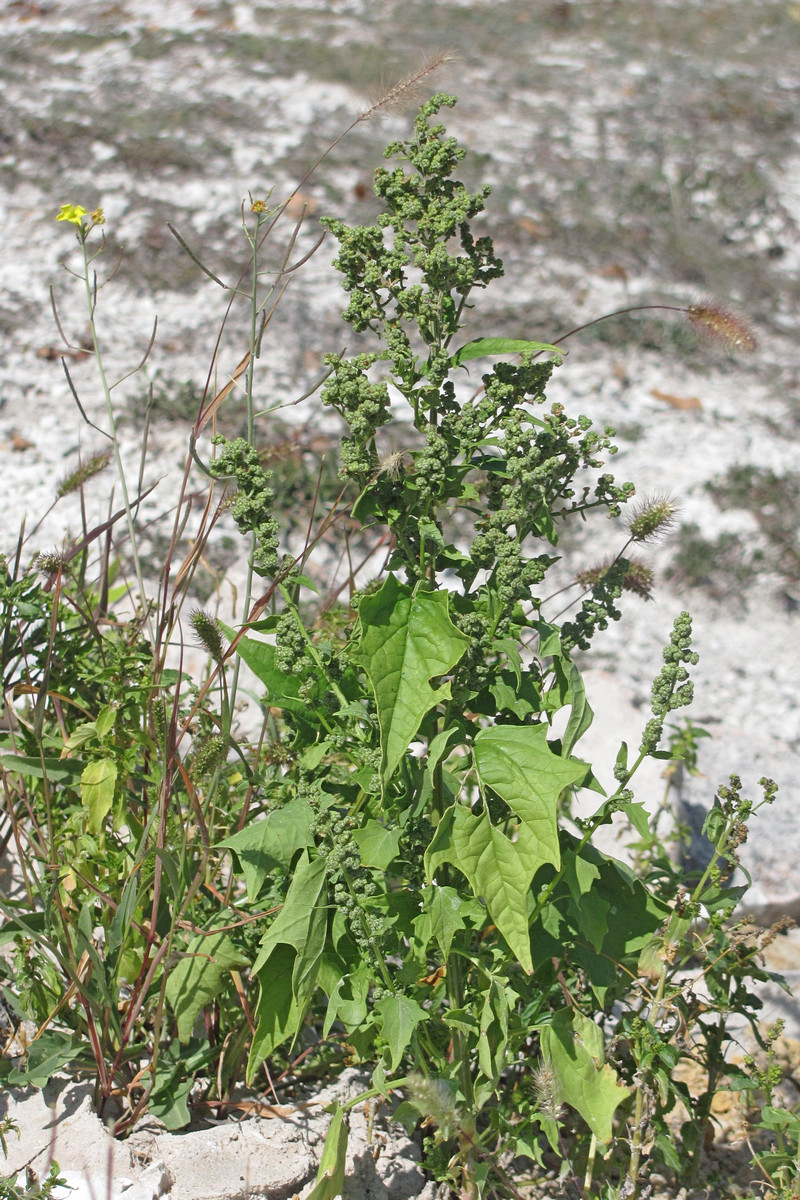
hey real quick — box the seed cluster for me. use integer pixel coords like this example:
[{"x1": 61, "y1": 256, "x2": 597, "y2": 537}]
[
  {"x1": 209, "y1": 436, "x2": 279, "y2": 577},
  {"x1": 639, "y1": 612, "x2": 699, "y2": 755}
]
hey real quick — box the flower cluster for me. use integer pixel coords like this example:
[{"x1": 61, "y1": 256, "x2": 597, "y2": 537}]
[
  {"x1": 639, "y1": 612, "x2": 699, "y2": 755},
  {"x1": 209, "y1": 437, "x2": 279, "y2": 577}
]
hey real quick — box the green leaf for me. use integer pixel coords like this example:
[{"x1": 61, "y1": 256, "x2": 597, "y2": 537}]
[
  {"x1": 95, "y1": 705, "x2": 116, "y2": 738},
  {"x1": 478, "y1": 979, "x2": 510, "y2": 1086},
  {"x1": 536, "y1": 622, "x2": 562, "y2": 658},
  {"x1": 322, "y1": 966, "x2": 370, "y2": 1037},
  {"x1": 427, "y1": 885, "x2": 467, "y2": 960},
  {"x1": 541, "y1": 1009, "x2": 632, "y2": 1144},
  {"x1": 218, "y1": 623, "x2": 307, "y2": 717},
  {"x1": 64, "y1": 722, "x2": 99, "y2": 750},
  {"x1": 451, "y1": 338, "x2": 563, "y2": 367},
  {"x1": 424, "y1": 727, "x2": 459, "y2": 791},
  {"x1": 351, "y1": 820, "x2": 401, "y2": 870},
  {"x1": 474, "y1": 725, "x2": 588, "y2": 876},
  {"x1": 553, "y1": 836, "x2": 668, "y2": 1002},
  {"x1": 306, "y1": 1105, "x2": 348, "y2": 1200},
  {"x1": 655, "y1": 1130, "x2": 683, "y2": 1173},
  {"x1": 426, "y1": 804, "x2": 533, "y2": 972},
  {"x1": 218, "y1": 798, "x2": 315, "y2": 902},
  {"x1": 247, "y1": 944, "x2": 297, "y2": 1082},
  {"x1": 165, "y1": 932, "x2": 248, "y2": 1044},
  {"x1": 759, "y1": 1106, "x2": 800, "y2": 1132},
  {"x1": 247, "y1": 853, "x2": 328, "y2": 1080},
  {"x1": 443, "y1": 1008, "x2": 480, "y2": 1036},
  {"x1": 108, "y1": 871, "x2": 141, "y2": 957},
  {"x1": 150, "y1": 1075, "x2": 193, "y2": 1130},
  {"x1": 251, "y1": 852, "x2": 328, "y2": 976},
  {"x1": 81, "y1": 758, "x2": 118, "y2": 833},
  {"x1": 620, "y1": 800, "x2": 650, "y2": 840},
  {"x1": 153, "y1": 848, "x2": 181, "y2": 899},
  {"x1": 488, "y1": 673, "x2": 541, "y2": 721},
  {"x1": 374, "y1": 994, "x2": 427, "y2": 1071},
  {"x1": 560, "y1": 659, "x2": 593, "y2": 756},
  {"x1": 563, "y1": 851, "x2": 608, "y2": 953},
  {"x1": 7, "y1": 1032, "x2": 85, "y2": 1088},
  {"x1": 149, "y1": 1047, "x2": 211, "y2": 1130},
  {"x1": 0, "y1": 754, "x2": 84, "y2": 784},
  {"x1": 355, "y1": 576, "x2": 469, "y2": 787}
]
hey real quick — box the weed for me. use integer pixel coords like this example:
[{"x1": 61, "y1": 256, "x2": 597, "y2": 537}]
[{"x1": 0, "y1": 80, "x2": 783, "y2": 1200}]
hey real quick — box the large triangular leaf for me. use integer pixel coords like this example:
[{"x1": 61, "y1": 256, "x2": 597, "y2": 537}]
[
  {"x1": 322, "y1": 963, "x2": 370, "y2": 1037},
  {"x1": 247, "y1": 943, "x2": 297, "y2": 1082},
  {"x1": 541, "y1": 1009, "x2": 632, "y2": 1144},
  {"x1": 165, "y1": 932, "x2": 248, "y2": 1043},
  {"x1": 351, "y1": 819, "x2": 402, "y2": 870},
  {"x1": 563, "y1": 850, "x2": 608, "y2": 953},
  {"x1": 426, "y1": 804, "x2": 533, "y2": 973},
  {"x1": 247, "y1": 853, "x2": 328, "y2": 1080},
  {"x1": 474, "y1": 725, "x2": 587, "y2": 876},
  {"x1": 374, "y1": 994, "x2": 427, "y2": 1071},
  {"x1": 251, "y1": 852, "x2": 328, "y2": 977},
  {"x1": 417, "y1": 884, "x2": 467, "y2": 960},
  {"x1": 565, "y1": 836, "x2": 669, "y2": 1003},
  {"x1": 217, "y1": 798, "x2": 315, "y2": 902},
  {"x1": 355, "y1": 576, "x2": 469, "y2": 787}
]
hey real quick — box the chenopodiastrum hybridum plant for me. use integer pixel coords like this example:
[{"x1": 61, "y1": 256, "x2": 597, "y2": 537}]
[
  {"x1": 202, "y1": 94, "x2": 778, "y2": 1199},
  {"x1": 0, "y1": 86, "x2": 783, "y2": 1200}
]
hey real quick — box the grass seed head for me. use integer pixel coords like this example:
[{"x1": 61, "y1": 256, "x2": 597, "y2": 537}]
[
  {"x1": 686, "y1": 301, "x2": 757, "y2": 353},
  {"x1": 56, "y1": 452, "x2": 112, "y2": 498},
  {"x1": 190, "y1": 608, "x2": 224, "y2": 663},
  {"x1": 576, "y1": 556, "x2": 656, "y2": 602},
  {"x1": 378, "y1": 450, "x2": 407, "y2": 480},
  {"x1": 359, "y1": 50, "x2": 458, "y2": 122},
  {"x1": 406, "y1": 1073, "x2": 462, "y2": 1137},
  {"x1": 35, "y1": 549, "x2": 67, "y2": 575},
  {"x1": 626, "y1": 493, "x2": 678, "y2": 544},
  {"x1": 531, "y1": 1058, "x2": 564, "y2": 1122}
]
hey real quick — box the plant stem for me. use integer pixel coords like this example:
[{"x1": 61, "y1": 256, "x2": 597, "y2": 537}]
[
  {"x1": 227, "y1": 211, "x2": 264, "y2": 717},
  {"x1": 79, "y1": 232, "x2": 154, "y2": 645}
]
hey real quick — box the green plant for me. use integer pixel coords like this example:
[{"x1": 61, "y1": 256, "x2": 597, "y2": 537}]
[
  {"x1": 739, "y1": 1021, "x2": 800, "y2": 1200},
  {"x1": 0, "y1": 1116, "x2": 66, "y2": 1200},
  {"x1": 0, "y1": 85, "x2": 781, "y2": 1200},
  {"x1": 0, "y1": 1164, "x2": 66, "y2": 1200}
]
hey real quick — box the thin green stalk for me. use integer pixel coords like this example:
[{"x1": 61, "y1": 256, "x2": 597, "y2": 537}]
[
  {"x1": 626, "y1": 970, "x2": 667, "y2": 1198},
  {"x1": 77, "y1": 230, "x2": 155, "y2": 645},
  {"x1": 226, "y1": 209, "x2": 265, "y2": 716}
]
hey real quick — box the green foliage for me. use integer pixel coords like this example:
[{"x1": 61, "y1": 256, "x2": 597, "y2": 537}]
[
  {"x1": 0, "y1": 1163, "x2": 67, "y2": 1200},
  {"x1": 0, "y1": 89, "x2": 782, "y2": 1200}
]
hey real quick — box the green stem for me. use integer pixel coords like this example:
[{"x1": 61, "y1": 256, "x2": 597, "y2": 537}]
[
  {"x1": 627, "y1": 971, "x2": 667, "y2": 1197},
  {"x1": 228, "y1": 212, "x2": 264, "y2": 715},
  {"x1": 80, "y1": 232, "x2": 154, "y2": 645}
]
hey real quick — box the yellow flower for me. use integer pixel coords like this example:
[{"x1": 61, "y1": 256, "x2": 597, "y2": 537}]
[
  {"x1": 91, "y1": 208, "x2": 105, "y2": 225},
  {"x1": 56, "y1": 204, "x2": 87, "y2": 227}
]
